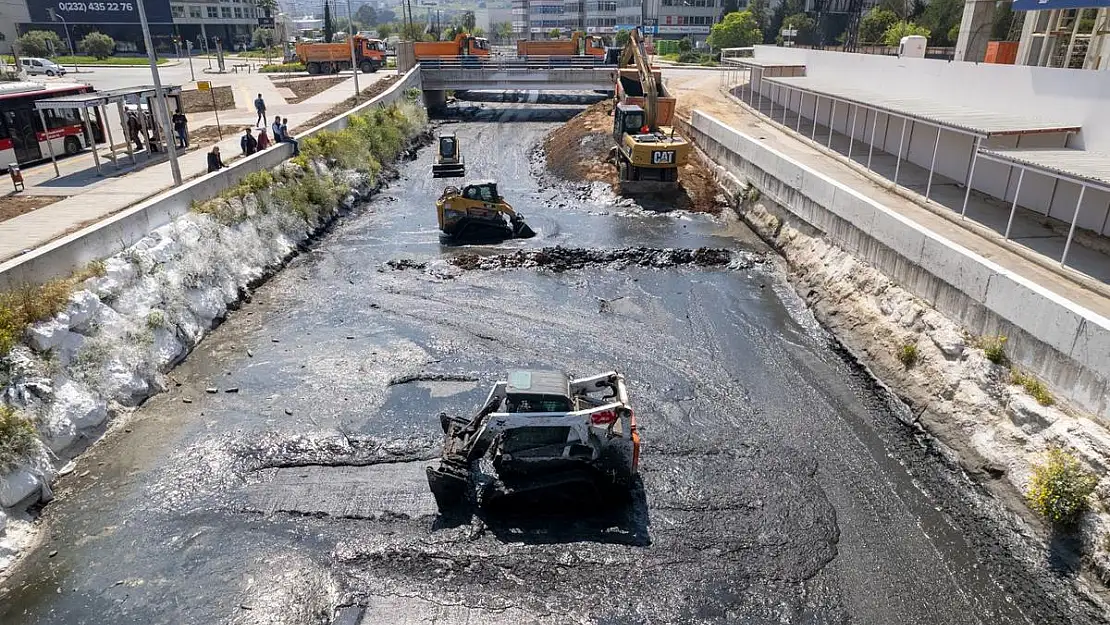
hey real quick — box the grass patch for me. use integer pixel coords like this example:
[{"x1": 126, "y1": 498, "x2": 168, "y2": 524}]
[
  {"x1": 1027, "y1": 447, "x2": 1097, "y2": 527},
  {"x1": 1010, "y1": 368, "x2": 1055, "y2": 406},
  {"x1": 3, "y1": 54, "x2": 166, "y2": 66},
  {"x1": 896, "y1": 342, "x2": 919, "y2": 368},
  {"x1": 0, "y1": 260, "x2": 107, "y2": 356},
  {"x1": 975, "y1": 334, "x2": 1007, "y2": 365},
  {"x1": 0, "y1": 405, "x2": 38, "y2": 471},
  {"x1": 260, "y1": 62, "x2": 305, "y2": 73}
]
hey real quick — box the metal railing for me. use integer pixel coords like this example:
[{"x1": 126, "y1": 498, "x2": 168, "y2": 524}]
[{"x1": 418, "y1": 55, "x2": 610, "y2": 70}]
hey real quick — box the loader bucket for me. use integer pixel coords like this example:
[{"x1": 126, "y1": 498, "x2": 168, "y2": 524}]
[
  {"x1": 511, "y1": 215, "x2": 536, "y2": 239},
  {"x1": 432, "y1": 163, "x2": 466, "y2": 178},
  {"x1": 427, "y1": 464, "x2": 469, "y2": 510}
]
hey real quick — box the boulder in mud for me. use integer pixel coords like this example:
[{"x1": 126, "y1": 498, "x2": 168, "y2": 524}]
[
  {"x1": 1007, "y1": 393, "x2": 1055, "y2": 435},
  {"x1": 0, "y1": 468, "x2": 42, "y2": 508}
]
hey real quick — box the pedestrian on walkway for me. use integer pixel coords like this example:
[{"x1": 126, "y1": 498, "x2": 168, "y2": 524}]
[
  {"x1": 279, "y1": 117, "x2": 299, "y2": 156},
  {"x1": 241, "y1": 127, "x2": 258, "y2": 155},
  {"x1": 271, "y1": 116, "x2": 283, "y2": 141},
  {"x1": 207, "y1": 146, "x2": 226, "y2": 173},
  {"x1": 172, "y1": 111, "x2": 189, "y2": 150},
  {"x1": 127, "y1": 112, "x2": 143, "y2": 152},
  {"x1": 255, "y1": 93, "x2": 267, "y2": 127},
  {"x1": 256, "y1": 128, "x2": 272, "y2": 150}
]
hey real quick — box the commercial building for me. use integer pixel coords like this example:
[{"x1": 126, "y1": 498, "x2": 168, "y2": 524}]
[
  {"x1": 1, "y1": 0, "x2": 268, "y2": 55},
  {"x1": 513, "y1": 0, "x2": 730, "y2": 41}
]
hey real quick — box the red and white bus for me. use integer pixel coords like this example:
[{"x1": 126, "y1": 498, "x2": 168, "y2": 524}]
[{"x1": 0, "y1": 82, "x2": 104, "y2": 171}]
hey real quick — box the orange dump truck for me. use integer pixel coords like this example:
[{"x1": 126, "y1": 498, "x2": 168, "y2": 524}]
[
  {"x1": 615, "y1": 68, "x2": 676, "y2": 125},
  {"x1": 517, "y1": 31, "x2": 606, "y2": 57},
  {"x1": 414, "y1": 33, "x2": 491, "y2": 59},
  {"x1": 296, "y1": 36, "x2": 386, "y2": 74}
]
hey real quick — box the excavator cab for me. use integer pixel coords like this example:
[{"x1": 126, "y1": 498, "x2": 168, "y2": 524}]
[
  {"x1": 432, "y1": 132, "x2": 465, "y2": 178},
  {"x1": 613, "y1": 103, "x2": 646, "y2": 140}
]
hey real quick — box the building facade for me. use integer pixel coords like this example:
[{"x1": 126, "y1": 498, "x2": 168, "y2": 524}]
[
  {"x1": 1014, "y1": 6, "x2": 1109, "y2": 70},
  {"x1": 170, "y1": 0, "x2": 266, "y2": 50},
  {"x1": 513, "y1": 0, "x2": 729, "y2": 41}
]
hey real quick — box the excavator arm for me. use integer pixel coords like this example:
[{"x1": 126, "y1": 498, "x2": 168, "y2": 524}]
[{"x1": 617, "y1": 28, "x2": 658, "y2": 130}]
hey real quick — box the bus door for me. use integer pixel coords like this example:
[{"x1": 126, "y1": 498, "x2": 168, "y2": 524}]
[{"x1": 2, "y1": 108, "x2": 42, "y2": 163}]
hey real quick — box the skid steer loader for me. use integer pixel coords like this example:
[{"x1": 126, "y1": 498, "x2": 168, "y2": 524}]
[
  {"x1": 427, "y1": 370, "x2": 641, "y2": 512},
  {"x1": 432, "y1": 132, "x2": 465, "y2": 178},
  {"x1": 436, "y1": 180, "x2": 536, "y2": 241}
]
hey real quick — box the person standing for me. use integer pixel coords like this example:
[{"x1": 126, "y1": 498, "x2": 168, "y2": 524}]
[
  {"x1": 256, "y1": 127, "x2": 272, "y2": 150},
  {"x1": 254, "y1": 93, "x2": 267, "y2": 128},
  {"x1": 127, "y1": 112, "x2": 143, "y2": 152},
  {"x1": 240, "y1": 126, "x2": 258, "y2": 155},
  {"x1": 207, "y1": 146, "x2": 226, "y2": 173},
  {"x1": 172, "y1": 111, "x2": 189, "y2": 150}
]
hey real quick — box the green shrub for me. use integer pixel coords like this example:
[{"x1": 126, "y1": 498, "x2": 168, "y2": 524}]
[
  {"x1": 1010, "y1": 368, "x2": 1055, "y2": 406},
  {"x1": 678, "y1": 50, "x2": 704, "y2": 64},
  {"x1": 17, "y1": 30, "x2": 63, "y2": 57},
  {"x1": 0, "y1": 405, "x2": 38, "y2": 471},
  {"x1": 897, "y1": 342, "x2": 919, "y2": 368},
  {"x1": 1027, "y1": 448, "x2": 1098, "y2": 527},
  {"x1": 977, "y1": 334, "x2": 1007, "y2": 364},
  {"x1": 80, "y1": 32, "x2": 115, "y2": 59},
  {"x1": 260, "y1": 62, "x2": 305, "y2": 73}
]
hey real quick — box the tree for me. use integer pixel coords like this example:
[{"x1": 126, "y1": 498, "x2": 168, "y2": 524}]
[
  {"x1": 748, "y1": 0, "x2": 770, "y2": 34},
  {"x1": 473, "y1": 26, "x2": 486, "y2": 37},
  {"x1": 708, "y1": 10, "x2": 762, "y2": 49},
  {"x1": 17, "y1": 30, "x2": 64, "y2": 57},
  {"x1": 876, "y1": 0, "x2": 910, "y2": 19},
  {"x1": 377, "y1": 22, "x2": 395, "y2": 38},
  {"x1": 782, "y1": 13, "x2": 816, "y2": 45},
  {"x1": 494, "y1": 21, "x2": 514, "y2": 43},
  {"x1": 882, "y1": 20, "x2": 929, "y2": 46},
  {"x1": 548, "y1": 28, "x2": 562, "y2": 39},
  {"x1": 462, "y1": 10, "x2": 476, "y2": 32},
  {"x1": 80, "y1": 32, "x2": 114, "y2": 59},
  {"x1": 677, "y1": 36, "x2": 693, "y2": 52},
  {"x1": 918, "y1": 0, "x2": 961, "y2": 45},
  {"x1": 323, "y1": 1, "x2": 334, "y2": 43},
  {"x1": 615, "y1": 29, "x2": 631, "y2": 46},
  {"x1": 859, "y1": 7, "x2": 899, "y2": 44},
  {"x1": 356, "y1": 4, "x2": 378, "y2": 26},
  {"x1": 252, "y1": 27, "x2": 275, "y2": 49}
]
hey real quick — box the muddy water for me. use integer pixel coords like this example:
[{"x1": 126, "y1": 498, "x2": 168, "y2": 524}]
[{"x1": 0, "y1": 104, "x2": 1105, "y2": 625}]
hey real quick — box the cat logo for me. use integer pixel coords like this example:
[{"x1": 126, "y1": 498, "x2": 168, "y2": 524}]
[{"x1": 652, "y1": 150, "x2": 675, "y2": 165}]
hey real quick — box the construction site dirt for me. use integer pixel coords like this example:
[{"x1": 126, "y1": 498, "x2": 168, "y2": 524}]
[{"x1": 1, "y1": 103, "x2": 1107, "y2": 625}]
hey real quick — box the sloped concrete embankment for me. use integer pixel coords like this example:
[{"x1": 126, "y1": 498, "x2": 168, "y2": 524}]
[
  {"x1": 0, "y1": 97, "x2": 429, "y2": 571},
  {"x1": 681, "y1": 111, "x2": 1110, "y2": 579}
]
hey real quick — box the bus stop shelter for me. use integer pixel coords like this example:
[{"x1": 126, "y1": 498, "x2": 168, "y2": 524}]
[{"x1": 33, "y1": 84, "x2": 183, "y2": 178}]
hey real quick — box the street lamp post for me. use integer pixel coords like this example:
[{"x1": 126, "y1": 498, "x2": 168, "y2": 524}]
[
  {"x1": 47, "y1": 10, "x2": 77, "y2": 74},
  {"x1": 346, "y1": 0, "x2": 360, "y2": 103},
  {"x1": 135, "y1": 0, "x2": 182, "y2": 185}
]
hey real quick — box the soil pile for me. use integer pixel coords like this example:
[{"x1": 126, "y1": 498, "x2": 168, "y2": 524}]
[
  {"x1": 450, "y1": 246, "x2": 741, "y2": 272},
  {"x1": 542, "y1": 101, "x2": 725, "y2": 214}
]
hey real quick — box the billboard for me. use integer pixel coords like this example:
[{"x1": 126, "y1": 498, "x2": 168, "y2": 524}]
[{"x1": 26, "y1": 0, "x2": 174, "y2": 25}]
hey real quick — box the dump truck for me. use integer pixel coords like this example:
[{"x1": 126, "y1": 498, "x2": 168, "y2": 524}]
[
  {"x1": 413, "y1": 33, "x2": 491, "y2": 60},
  {"x1": 610, "y1": 28, "x2": 691, "y2": 194},
  {"x1": 615, "y1": 67, "x2": 676, "y2": 125},
  {"x1": 426, "y1": 370, "x2": 640, "y2": 511},
  {"x1": 436, "y1": 180, "x2": 535, "y2": 240},
  {"x1": 517, "y1": 31, "x2": 607, "y2": 58},
  {"x1": 295, "y1": 35, "x2": 386, "y2": 74}
]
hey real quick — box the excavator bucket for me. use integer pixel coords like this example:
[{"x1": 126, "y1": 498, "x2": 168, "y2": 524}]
[
  {"x1": 432, "y1": 162, "x2": 466, "y2": 178},
  {"x1": 510, "y1": 214, "x2": 536, "y2": 238},
  {"x1": 427, "y1": 463, "x2": 470, "y2": 509}
]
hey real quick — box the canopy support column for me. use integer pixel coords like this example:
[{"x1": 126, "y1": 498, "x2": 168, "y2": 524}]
[
  {"x1": 1004, "y1": 168, "x2": 1025, "y2": 239},
  {"x1": 1061, "y1": 184, "x2": 1087, "y2": 266},
  {"x1": 925, "y1": 127, "x2": 941, "y2": 200},
  {"x1": 961, "y1": 137, "x2": 982, "y2": 217},
  {"x1": 37, "y1": 109, "x2": 60, "y2": 178}
]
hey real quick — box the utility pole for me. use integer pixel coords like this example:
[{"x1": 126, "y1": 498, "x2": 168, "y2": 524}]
[
  {"x1": 135, "y1": 0, "x2": 182, "y2": 185},
  {"x1": 345, "y1": 0, "x2": 359, "y2": 102},
  {"x1": 47, "y1": 10, "x2": 76, "y2": 74}
]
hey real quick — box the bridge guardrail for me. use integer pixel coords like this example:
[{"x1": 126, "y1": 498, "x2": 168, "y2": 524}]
[{"x1": 418, "y1": 55, "x2": 610, "y2": 70}]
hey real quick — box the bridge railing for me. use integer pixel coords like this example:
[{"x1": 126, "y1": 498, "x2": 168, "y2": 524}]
[{"x1": 418, "y1": 55, "x2": 611, "y2": 70}]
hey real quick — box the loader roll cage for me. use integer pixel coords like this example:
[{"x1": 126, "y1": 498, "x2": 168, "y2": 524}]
[{"x1": 479, "y1": 371, "x2": 633, "y2": 441}]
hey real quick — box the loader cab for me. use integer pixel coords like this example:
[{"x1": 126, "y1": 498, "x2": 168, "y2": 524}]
[
  {"x1": 462, "y1": 180, "x2": 500, "y2": 203},
  {"x1": 504, "y1": 370, "x2": 574, "y2": 413},
  {"x1": 439, "y1": 133, "x2": 458, "y2": 161},
  {"x1": 614, "y1": 103, "x2": 646, "y2": 140}
]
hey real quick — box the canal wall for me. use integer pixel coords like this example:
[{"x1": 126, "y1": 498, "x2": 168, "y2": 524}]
[
  {"x1": 683, "y1": 109, "x2": 1110, "y2": 577},
  {"x1": 0, "y1": 69, "x2": 426, "y2": 572}
]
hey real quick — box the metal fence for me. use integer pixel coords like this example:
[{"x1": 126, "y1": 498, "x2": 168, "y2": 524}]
[{"x1": 418, "y1": 55, "x2": 609, "y2": 70}]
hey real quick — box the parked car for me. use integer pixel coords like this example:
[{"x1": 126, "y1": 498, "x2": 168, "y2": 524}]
[{"x1": 20, "y1": 57, "x2": 66, "y2": 76}]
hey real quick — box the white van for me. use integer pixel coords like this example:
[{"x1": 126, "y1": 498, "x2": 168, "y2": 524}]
[{"x1": 20, "y1": 57, "x2": 66, "y2": 77}]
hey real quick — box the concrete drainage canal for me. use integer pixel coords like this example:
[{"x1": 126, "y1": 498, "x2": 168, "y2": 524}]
[{"x1": 0, "y1": 103, "x2": 1106, "y2": 625}]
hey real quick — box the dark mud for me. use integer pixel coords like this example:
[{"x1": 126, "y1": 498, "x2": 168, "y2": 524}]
[
  {"x1": 1, "y1": 104, "x2": 1107, "y2": 625},
  {"x1": 449, "y1": 245, "x2": 742, "y2": 272}
]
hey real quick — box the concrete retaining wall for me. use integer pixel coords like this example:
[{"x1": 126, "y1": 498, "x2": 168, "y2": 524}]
[
  {"x1": 0, "y1": 67, "x2": 423, "y2": 291},
  {"x1": 685, "y1": 110, "x2": 1110, "y2": 422}
]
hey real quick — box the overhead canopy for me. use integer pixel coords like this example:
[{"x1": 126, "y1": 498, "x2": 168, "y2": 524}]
[{"x1": 1012, "y1": 0, "x2": 1110, "y2": 11}]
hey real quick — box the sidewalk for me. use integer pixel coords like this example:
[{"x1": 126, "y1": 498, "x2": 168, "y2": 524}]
[
  {"x1": 666, "y1": 70, "x2": 1110, "y2": 320},
  {"x1": 0, "y1": 71, "x2": 394, "y2": 263}
]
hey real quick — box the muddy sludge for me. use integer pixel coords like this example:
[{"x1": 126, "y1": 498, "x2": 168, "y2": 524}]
[{"x1": 385, "y1": 246, "x2": 752, "y2": 274}]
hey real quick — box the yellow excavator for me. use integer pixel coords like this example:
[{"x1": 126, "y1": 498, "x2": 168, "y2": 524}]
[
  {"x1": 612, "y1": 28, "x2": 691, "y2": 194},
  {"x1": 436, "y1": 180, "x2": 536, "y2": 240}
]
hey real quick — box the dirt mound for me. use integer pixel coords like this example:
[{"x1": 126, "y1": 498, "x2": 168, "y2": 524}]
[
  {"x1": 450, "y1": 246, "x2": 742, "y2": 272},
  {"x1": 542, "y1": 101, "x2": 725, "y2": 214}
]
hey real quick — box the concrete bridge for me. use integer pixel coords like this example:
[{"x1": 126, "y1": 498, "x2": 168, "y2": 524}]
[{"x1": 416, "y1": 58, "x2": 616, "y2": 110}]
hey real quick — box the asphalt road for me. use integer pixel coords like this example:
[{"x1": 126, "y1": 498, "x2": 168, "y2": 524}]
[{"x1": 0, "y1": 103, "x2": 1107, "y2": 625}]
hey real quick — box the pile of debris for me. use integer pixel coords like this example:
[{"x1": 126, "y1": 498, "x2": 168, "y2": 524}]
[{"x1": 449, "y1": 246, "x2": 739, "y2": 272}]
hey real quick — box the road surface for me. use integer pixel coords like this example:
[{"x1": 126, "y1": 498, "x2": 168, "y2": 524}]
[{"x1": 0, "y1": 103, "x2": 1105, "y2": 625}]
